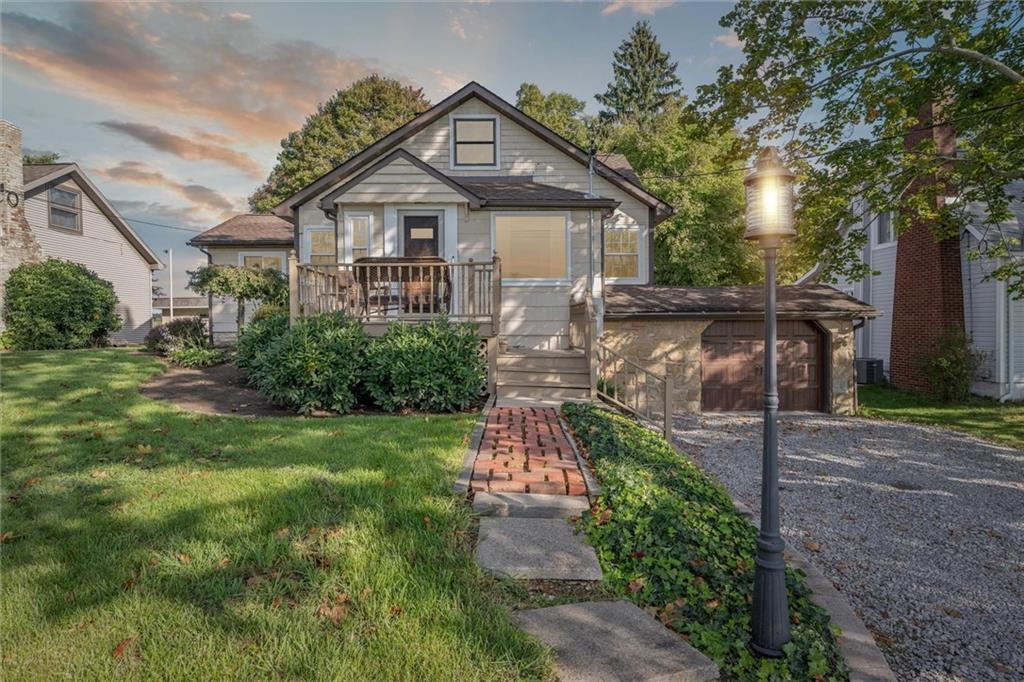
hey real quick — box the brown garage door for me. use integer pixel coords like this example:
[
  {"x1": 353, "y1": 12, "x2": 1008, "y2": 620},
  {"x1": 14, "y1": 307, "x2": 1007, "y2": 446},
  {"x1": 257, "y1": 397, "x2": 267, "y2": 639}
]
[{"x1": 701, "y1": 320, "x2": 825, "y2": 412}]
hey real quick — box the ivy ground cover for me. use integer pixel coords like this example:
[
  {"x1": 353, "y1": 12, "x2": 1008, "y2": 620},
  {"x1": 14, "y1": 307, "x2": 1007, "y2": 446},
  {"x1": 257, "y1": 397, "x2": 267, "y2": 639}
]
[
  {"x1": 561, "y1": 402, "x2": 848, "y2": 681},
  {"x1": 1, "y1": 350, "x2": 548, "y2": 680}
]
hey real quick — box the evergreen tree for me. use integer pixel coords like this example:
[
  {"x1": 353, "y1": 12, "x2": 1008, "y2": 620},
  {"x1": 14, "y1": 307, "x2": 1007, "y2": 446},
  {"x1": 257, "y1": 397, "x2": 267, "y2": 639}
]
[
  {"x1": 249, "y1": 76, "x2": 430, "y2": 212},
  {"x1": 596, "y1": 21, "x2": 681, "y2": 128}
]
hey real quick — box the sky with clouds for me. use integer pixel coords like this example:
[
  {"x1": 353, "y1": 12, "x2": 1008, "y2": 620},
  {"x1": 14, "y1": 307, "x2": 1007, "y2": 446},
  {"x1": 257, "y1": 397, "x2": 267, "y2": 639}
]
[{"x1": 1, "y1": 1, "x2": 743, "y2": 295}]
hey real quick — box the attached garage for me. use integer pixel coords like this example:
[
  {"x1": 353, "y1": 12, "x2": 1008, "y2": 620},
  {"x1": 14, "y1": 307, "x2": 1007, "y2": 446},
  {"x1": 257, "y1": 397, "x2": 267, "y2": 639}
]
[
  {"x1": 601, "y1": 285, "x2": 879, "y2": 416},
  {"x1": 701, "y1": 320, "x2": 825, "y2": 412}
]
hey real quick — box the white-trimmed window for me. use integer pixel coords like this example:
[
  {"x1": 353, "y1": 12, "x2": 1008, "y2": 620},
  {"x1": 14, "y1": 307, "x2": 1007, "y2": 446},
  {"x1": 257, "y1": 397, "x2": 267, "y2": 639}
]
[
  {"x1": 451, "y1": 115, "x2": 498, "y2": 168},
  {"x1": 344, "y1": 212, "x2": 373, "y2": 261},
  {"x1": 604, "y1": 224, "x2": 642, "y2": 281},
  {"x1": 873, "y1": 211, "x2": 895, "y2": 247},
  {"x1": 48, "y1": 186, "x2": 81, "y2": 232},
  {"x1": 240, "y1": 253, "x2": 284, "y2": 271},
  {"x1": 304, "y1": 226, "x2": 336, "y2": 265},
  {"x1": 493, "y1": 213, "x2": 569, "y2": 283}
]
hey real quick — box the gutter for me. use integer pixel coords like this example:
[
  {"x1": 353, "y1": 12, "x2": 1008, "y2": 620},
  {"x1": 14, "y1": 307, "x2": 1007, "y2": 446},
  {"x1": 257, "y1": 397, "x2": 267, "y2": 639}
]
[{"x1": 603, "y1": 311, "x2": 879, "y2": 321}]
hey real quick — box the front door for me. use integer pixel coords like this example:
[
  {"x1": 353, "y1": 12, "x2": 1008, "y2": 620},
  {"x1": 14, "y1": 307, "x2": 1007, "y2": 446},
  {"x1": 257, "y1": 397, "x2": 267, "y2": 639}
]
[{"x1": 402, "y1": 215, "x2": 440, "y2": 258}]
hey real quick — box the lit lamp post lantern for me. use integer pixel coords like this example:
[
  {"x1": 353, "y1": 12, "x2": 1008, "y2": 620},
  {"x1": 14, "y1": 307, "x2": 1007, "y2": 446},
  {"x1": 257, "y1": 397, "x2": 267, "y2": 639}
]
[{"x1": 744, "y1": 146, "x2": 796, "y2": 657}]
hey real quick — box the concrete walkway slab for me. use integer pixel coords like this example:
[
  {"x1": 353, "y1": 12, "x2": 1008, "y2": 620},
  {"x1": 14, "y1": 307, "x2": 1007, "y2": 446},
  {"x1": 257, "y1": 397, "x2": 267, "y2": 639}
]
[
  {"x1": 472, "y1": 491, "x2": 590, "y2": 518},
  {"x1": 475, "y1": 518, "x2": 602, "y2": 580},
  {"x1": 515, "y1": 600, "x2": 719, "y2": 682}
]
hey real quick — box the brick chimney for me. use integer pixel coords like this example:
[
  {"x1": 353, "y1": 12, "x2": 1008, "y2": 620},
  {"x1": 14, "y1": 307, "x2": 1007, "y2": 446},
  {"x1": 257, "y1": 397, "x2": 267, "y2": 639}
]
[
  {"x1": 888, "y1": 102, "x2": 964, "y2": 392},
  {"x1": 1, "y1": 120, "x2": 44, "y2": 328}
]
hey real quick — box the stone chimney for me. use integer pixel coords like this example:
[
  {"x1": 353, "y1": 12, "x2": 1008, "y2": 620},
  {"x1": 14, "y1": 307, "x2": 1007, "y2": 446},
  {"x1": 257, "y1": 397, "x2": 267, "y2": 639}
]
[
  {"x1": 888, "y1": 102, "x2": 964, "y2": 392},
  {"x1": 1, "y1": 120, "x2": 44, "y2": 328}
]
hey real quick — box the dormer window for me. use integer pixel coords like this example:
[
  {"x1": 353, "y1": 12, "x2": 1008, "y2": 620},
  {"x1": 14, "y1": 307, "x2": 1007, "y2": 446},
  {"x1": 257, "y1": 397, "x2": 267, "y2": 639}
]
[{"x1": 451, "y1": 116, "x2": 498, "y2": 168}]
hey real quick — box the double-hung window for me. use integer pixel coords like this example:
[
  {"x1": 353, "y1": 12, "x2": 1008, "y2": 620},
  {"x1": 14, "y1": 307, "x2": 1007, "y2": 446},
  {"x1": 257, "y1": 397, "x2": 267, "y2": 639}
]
[
  {"x1": 874, "y1": 211, "x2": 895, "y2": 247},
  {"x1": 345, "y1": 213, "x2": 372, "y2": 261},
  {"x1": 306, "y1": 227, "x2": 336, "y2": 265},
  {"x1": 452, "y1": 116, "x2": 498, "y2": 168},
  {"x1": 604, "y1": 224, "x2": 642, "y2": 281},
  {"x1": 49, "y1": 187, "x2": 81, "y2": 232}
]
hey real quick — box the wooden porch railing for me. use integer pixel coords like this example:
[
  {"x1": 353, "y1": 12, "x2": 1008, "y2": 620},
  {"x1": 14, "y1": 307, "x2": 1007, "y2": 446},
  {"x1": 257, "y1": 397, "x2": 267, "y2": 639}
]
[
  {"x1": 289, "y1": 253, "x2": 501, "y2": 331},
  {"x1": 569, "y1": 293, "x2": 599, "y2": 401}
]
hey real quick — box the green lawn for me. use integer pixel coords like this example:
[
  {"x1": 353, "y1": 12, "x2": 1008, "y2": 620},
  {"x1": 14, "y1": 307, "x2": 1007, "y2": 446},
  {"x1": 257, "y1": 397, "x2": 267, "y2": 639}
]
[
  {"x1": 0, "y1": 350, "x2": 549, "y2": 680},
  {"x1": 857, "y1": 384, "x2": 1024, "y2": 450}
]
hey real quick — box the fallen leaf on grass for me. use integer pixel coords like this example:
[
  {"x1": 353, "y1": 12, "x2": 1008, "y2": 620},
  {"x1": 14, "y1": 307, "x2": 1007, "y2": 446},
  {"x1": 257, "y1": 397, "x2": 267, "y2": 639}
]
[
  {"x1": 317, "y1": 602, "x2": 348, "y2": 625},
  {"x1": 271, "y1": 597, "x2": 282, "y2": 610},
  {"x1": 246, "y1": 575, "x2": 265, "y2": 589},
  {"x1": 176, "y1": 553, "x2": 191, "y2": 565},
  {"x1": 91, "y1": 470, "x2": 108, "y2": 479},
  {"x1": 389, "y1": 605, "x2": 403, "y2": 617},
  {"x1": 595, "y1": 509, "x2": 612, "y2": 526},
  {"x1": 421, "y1": 516, "x2": 432, "y2": 528},
  {"x1": 274, "y1": 527, "x2": 290, "y2": 539},
  {"x1": 0, "y1": 532, "x2": 19, "y2": 544},
  {"x1": 216, "y1": 557, "x2": 231, "y2": 569},
  {"x1": 111, "y1": 635, "x2": 139, "y2": 660},
  {"x1": 627, "y1": 577, "x2": 644, "y2": 594}
]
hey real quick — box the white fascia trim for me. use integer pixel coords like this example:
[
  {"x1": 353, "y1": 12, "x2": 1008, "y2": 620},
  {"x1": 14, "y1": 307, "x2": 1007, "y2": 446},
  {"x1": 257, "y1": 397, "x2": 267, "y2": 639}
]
[
  {"x1": 449, "y1": 113, "x2": 501, "y2": 171},
  {"x1": 491, "y1": 210, "x2": 573, "y2": 286}
]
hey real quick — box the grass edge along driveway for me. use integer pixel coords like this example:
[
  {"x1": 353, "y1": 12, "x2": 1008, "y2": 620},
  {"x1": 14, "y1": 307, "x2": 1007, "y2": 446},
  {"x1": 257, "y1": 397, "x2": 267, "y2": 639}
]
[
  {"x1": 0, "y1": 349, "x2": 550, "y2": 680},
  {"x1": 857, "y1": 384, "x2": 1024, "y2": 450}
]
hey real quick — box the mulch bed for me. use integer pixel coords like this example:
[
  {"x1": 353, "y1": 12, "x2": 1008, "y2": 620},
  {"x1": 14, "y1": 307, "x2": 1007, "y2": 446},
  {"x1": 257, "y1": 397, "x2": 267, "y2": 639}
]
[{"x1": 140, "y1": 362, "x2": 296, "y2": 418}]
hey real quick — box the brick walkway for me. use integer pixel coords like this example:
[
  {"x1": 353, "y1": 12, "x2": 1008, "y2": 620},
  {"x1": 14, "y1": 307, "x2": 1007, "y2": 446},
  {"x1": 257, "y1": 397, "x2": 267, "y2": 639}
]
[{"x1": 471, "y1": 407, "x2": 587, "y2": 496}]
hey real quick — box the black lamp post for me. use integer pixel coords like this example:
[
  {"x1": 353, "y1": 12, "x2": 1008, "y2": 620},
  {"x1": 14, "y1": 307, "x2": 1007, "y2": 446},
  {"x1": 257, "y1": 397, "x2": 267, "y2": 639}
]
[{"x1": 744, "y1": 146, "x2": 796, "y2": 658}]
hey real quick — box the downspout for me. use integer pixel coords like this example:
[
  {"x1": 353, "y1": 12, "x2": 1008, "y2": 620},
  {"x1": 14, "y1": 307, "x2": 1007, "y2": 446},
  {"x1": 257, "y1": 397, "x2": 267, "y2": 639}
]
[
  {"x1": 585, "y1": 150, "x2": 597, "y2": 297},
  {"x1": 999, "y1": 273, "x2": 1014, "y2": 402}
]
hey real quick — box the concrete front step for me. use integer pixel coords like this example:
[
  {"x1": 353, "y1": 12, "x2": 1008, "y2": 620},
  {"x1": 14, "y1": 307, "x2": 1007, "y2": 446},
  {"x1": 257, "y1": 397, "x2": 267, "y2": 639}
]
[
  {"x1": 496, "y1": 386, "x2": 592, "y2": 402},
  {"x1": 515, "y1": 601, "x2": 720, "y2": 682},
  {"x1": 475, "y1": 518, "x2": 602, "y2": 580},
  {"x1": 473, "y1": 491, "x2": 590, "y2": 519}
]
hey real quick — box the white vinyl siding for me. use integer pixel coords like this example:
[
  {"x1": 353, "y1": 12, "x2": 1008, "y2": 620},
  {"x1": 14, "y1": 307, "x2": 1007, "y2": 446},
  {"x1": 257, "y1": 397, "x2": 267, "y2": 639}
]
[
  {"x1": 23, "y1": 179, "x2": 153, "y2": 344},
  {"x1": 336, "y1": 157, "x2": 468, "y2": 204}
]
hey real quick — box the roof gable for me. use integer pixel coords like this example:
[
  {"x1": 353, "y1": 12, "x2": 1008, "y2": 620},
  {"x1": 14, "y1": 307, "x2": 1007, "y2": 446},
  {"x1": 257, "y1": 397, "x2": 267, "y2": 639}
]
[
  {"x1": 23, "y1": 164, "x2": 161, "y2": 267},
  {"x1": 319, "y1": 149, "x2": 482, "y2": 209},
  {"x1": 276, "y1": 81, "x2": 672, "y2": 221}
]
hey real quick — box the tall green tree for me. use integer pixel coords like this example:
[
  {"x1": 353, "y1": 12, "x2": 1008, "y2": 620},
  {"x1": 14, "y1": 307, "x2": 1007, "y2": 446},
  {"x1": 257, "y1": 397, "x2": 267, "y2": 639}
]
[
  {"x1": 515, "y1": 82, "x2": 591, "y2": 147},
  {"x1": 697, "y1": 0, "x2": 1024, "y2": 293},
  {"x1": 250, "y1": 76, "x2": 431, "y2": 212},
  {"x1": 609, "y1": 98, "x2": 761, "y2": 286},
  {"x1": 597, "y1": 21, "x2": 682, "y2": 129}
]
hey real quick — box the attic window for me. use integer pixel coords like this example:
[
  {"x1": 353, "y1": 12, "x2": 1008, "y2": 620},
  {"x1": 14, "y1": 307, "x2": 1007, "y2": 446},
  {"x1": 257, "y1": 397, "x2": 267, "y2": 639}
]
[
  {"x1": 48, "y1": 187, "x2": 81, "y2": 232},
  {"x1": 452, "y1": 117, "x2": 497, "y2": 167}
]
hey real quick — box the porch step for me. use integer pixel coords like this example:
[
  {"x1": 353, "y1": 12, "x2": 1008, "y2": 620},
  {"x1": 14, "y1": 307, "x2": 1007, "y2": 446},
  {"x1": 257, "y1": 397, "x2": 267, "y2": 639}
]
[
  {"x1": 497, "y1": 350, "x2": 588, "y2": 372},
  {"x1": 497, "y1": 386, "x2": 592, "y2": 402},
  {"x1": 497, "y1": 368, "x2": 590, "y2": 387}
]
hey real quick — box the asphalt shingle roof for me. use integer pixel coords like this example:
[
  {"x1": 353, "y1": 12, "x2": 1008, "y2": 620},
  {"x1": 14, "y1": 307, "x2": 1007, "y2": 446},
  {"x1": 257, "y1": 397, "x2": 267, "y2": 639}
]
[
  {"x1": 605, "y1": 284, "x2": 879, "y2": 319},
  {"x1": 23, "y1": 163, "x2": 74, "y2": 184},
  {"x1": 459, "y1": 177, "x2": 618, "y2": 207},
  {"x1": 188, "y1": 214, "x2": 294, "y2": 246}
]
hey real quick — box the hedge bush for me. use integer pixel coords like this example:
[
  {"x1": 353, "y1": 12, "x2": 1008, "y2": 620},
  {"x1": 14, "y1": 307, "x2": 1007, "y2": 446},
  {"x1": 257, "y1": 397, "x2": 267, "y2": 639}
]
[
  {"x1": 3, "y1": 259, "x2": 121, "y2": 350},
  {"x1": 561, "y1": 402, "x2": 848, "y2": 681},
  {"x1": 235, "y1": 310, "x2": 289, "y2": 385},
  {"x1": 168, "y1": 338, "x2": 225, "y2": 367},
  {"x1": 363, "y1": 320, "x2": 486, "y2": 412},
  {"x1": 918, "y1": 331, "x2": 982, "y2": 402},
  {"x1": 259, "y1": 313, "x2": 367, "y2": 414},
  {"x1": 144, "y1": 317, "x2": 207, "y2": 354}
]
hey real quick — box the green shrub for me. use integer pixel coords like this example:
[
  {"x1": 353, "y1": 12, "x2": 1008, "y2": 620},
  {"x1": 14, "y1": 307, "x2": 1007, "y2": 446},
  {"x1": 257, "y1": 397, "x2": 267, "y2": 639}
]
[
  {"x1": 168, "y1": 338, "x2": 225, "y2": 367},
  {"x1": 562, "y1": 402, "x2": 848, "y2": 681},
  {"x1": 918, "y1": 331, "x2": 982, "y2": 402},
  {"x1": 363, "y1": 320, "x2": 486, "y2": 412},
  {"x1": 144, "y1": 317, "x2": 207, "y2": 355},
  {"x1": 251, "y1": 303, "x2": 286, "y2": 324},
  {"x1": 235, "y1": 310, "x2": 289, "y2": 385},
  {"x1": 259, "y1": 313, "x2": 367, "y2": 414},
  {"x1": 2, "y1": 259, "x2": 121, "y2": 349}
]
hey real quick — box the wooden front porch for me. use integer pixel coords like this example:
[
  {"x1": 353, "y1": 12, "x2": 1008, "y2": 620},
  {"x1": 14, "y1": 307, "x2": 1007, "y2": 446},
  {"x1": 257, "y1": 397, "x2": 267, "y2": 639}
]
[{"x1": 288, "y1": 254, "x2": 502, "y2": 337}]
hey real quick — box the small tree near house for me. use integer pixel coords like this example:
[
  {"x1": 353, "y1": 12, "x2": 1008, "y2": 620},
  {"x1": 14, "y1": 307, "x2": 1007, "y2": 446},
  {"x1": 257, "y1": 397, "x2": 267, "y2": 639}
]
[{"x1": 187, "y1": 264, "x2": 288, "y2": 335}]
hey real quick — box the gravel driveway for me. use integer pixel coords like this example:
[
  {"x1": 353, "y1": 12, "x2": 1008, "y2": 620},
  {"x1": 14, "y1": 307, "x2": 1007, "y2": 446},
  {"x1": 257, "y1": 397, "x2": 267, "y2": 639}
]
[{"x1": 673, "y1": 413, "x2": 1024, "y2": 681}]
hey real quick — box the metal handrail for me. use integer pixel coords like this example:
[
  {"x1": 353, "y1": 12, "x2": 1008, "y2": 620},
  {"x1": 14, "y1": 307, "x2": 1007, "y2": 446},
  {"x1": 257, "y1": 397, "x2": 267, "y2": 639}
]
[{"x1": 595, "y1": 340, "x2": 674, "y2": 437}]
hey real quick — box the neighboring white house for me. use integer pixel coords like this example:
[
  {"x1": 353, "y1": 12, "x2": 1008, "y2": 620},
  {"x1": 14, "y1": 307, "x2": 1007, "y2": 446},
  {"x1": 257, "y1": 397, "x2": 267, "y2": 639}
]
[
  {"x1": 816, "y1": 186, "x2": 1024, "y2": 401},
  {"x1": 1, "y1": 120, "x2": 162, "y2": 344}
]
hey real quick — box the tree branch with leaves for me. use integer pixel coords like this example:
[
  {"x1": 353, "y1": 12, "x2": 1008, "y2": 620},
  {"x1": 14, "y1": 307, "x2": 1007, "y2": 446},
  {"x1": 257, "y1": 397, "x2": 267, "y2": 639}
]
[{"x1": 188, "y1": 265, "x2": 288, "y2": 334}]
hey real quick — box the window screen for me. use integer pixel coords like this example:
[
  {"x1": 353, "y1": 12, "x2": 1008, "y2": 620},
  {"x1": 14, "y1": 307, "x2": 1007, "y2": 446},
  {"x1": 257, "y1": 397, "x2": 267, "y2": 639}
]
[{"x1": 494, "y1": 215, "x2": 567, "y2": 280}]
